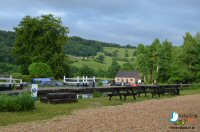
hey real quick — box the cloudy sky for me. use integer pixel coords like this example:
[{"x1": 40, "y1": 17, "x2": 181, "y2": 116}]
[{"x1": 0, "y1": 0, "x2": 200, "y2": 45}]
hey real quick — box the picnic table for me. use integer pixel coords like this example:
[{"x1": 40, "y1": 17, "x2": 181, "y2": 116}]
[
  {"x1": 137, "y1": 84, "x2": 180, "y2": 98},
  {"x1": 107, "y1": 86, "x2": 137, "y2": 101}
]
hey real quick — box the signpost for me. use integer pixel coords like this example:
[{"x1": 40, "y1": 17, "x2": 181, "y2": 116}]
[{"x1": 31, "y1": 84, "x2": 38, "y2": 98}]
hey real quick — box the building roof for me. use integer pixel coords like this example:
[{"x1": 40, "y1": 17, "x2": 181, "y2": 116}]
[{"x1": 115, "y1": 71, "x2": 141, "y2": 79}]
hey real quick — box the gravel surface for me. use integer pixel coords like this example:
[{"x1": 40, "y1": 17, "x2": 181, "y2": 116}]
[{"x1": 0, "y1": 94, "x2": 200, "y2": 132}]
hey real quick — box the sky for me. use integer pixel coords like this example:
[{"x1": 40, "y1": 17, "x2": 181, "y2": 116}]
[{"x1": 0, "y1": 0, "x2": 200, "y2": 46}]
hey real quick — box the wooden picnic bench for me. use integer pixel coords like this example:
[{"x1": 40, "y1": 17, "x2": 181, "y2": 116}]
[
  {"x1": 107, "y1": 86, "x2": 137, "y2": 101},
  {"x1": 138, "y1": 84, "x2": 180, "y2": 98},
  {"x1": 159, "y1": 85, "x2": 180, "y2": 95},
  {"x1": 137, "y1": 85, "x2": 160, "y2": 98}
]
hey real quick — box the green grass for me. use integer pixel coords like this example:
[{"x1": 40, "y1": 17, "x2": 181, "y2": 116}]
[
  {"x1": 103, "y1": 47, "x2": 135, "y2": 58},
  {"x1": 0, "y1": 87, "x2": 200, "y2": 126}
]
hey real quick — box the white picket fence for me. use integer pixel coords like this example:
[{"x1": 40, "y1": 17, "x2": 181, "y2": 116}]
[{"x1": 63, "y1": 76, "x2": 95, "y2": 87}]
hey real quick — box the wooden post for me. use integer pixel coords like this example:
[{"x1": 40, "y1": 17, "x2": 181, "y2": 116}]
[
  {"x1": 10, "y1": 75, "x2": 12, "y2": 84},
  {"x1": 77, "y1": 76, "x2": 79, "y2": 83},
  {"x1": 20, "y1": 79, "x2": 22, "y2": 84},
  {"x1": 63, "y1": 76, "x2": 65, "y2": 83},
  {"x1": 83, "y1": 76, "x2": 85, "y2": 83}
]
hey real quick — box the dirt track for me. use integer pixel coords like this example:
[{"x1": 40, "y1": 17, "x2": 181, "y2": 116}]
[{"x1": 0, "y1": 94, "x2": 200, "y2": 132}]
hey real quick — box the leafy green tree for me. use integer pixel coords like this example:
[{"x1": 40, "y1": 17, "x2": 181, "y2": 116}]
[
  {"x1": 28, "y1": 62, "x2": 53, "y2": 78},
  {"x1": 182, "y1": 32, "x2": 198, "y2": 83},
  {"x1": 0, "y1": 30, "x2": 19, "y2": 73},
  {"x1": 158, "y1": 40, "x2": 172, "y2": 82},
  {"x1": 96, "y1": 68, "x2": 107, "y2": 77},
  {"x1": 194, "y1": 32, "x2": 200, "y2": 82},
  {"x1": 64, "y1": 36, "x2": 103, "y2": 57},
  {"x1": 136, "y1": 44, "x2": 151, "y2": 83},
  {"x1": 95, "y1": 55, "x2": 105, "y2": 63},
  {"x1": 112, "y1": 50, "x2": 118, "y2": 57},
  {"x1": 13, "y1": 14, "x2": 69, "y2": 78},
  {"x1": 125, "y1": 52, "x2": 129, "y2": 57},
  {"x1": 149, "y1": 39, "x2": 161, "y2": 83},
  {"x1": 121, "y1": 62, "x2": 134, "y2": 70},
  {"x1": 107, "y1": 60, "x2": 121, "y2": 78},
  {"x1": 78, "y1": 65, "x2": 95, "y2": 77}
]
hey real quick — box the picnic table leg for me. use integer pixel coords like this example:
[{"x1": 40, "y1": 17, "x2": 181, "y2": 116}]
[
  {"x1": 158, "y1": 89, "x2": 160, "y2": 97},
  {"x1": 133, "y1": 94, "x2": 136, "y2": 100},
  {"x1": 109, "y1": 95, "x2": 112, "y2": 101},
  {"x1": 119, "y1": 94, "x2": 122, "y2": 100},
  {"x1": 177, "y1": 88, "x2": 180, "y2": 95},
  {"x1": 138, "y1": 92, "x2": 140, "y2": 97},
  {"x1": 171, "y1": 86, "x2": 173, "y2": 95},
  {"x1": 124, "y1": 95, "x2": 126, "y2": 101}
]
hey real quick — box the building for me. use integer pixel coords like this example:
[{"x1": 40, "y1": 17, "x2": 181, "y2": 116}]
[{"x1": 115, "y1": 71, "x2": 141, "y2": 84}]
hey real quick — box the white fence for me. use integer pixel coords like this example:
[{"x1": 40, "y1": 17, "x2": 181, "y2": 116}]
[
  {"x1": 63, "y1": 76, "x2": 96, "y2": 87},
  {"x1": 0, "y1": 75, "x2": 22, "y2": 85}
]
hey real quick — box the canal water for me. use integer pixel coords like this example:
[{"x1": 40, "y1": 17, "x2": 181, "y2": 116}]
[{"x1": 77, "y1": 94, "x2": 93, "y2": 99}]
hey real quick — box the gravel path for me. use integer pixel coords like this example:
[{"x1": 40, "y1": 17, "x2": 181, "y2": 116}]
[{"x1": 0, "y1": 94, "x2": 200, "y2": 132}]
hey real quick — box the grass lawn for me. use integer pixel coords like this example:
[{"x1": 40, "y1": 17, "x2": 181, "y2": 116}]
[{"x1": 0, "y1": 87, "x2": 200, "y2": 126}]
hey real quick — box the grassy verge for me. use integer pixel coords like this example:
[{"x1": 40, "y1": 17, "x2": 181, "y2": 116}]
[{"x1": 0, "y1": 87, "x2": 200, "y2": 126}]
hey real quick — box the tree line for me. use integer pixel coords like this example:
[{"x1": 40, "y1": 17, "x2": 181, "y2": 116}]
[
  {"x1": 0, "y1": 14, "x2": 199, "y2": 84},
  {"x1": 135, "y1": 32, "x2": 200, "y2": 84}
]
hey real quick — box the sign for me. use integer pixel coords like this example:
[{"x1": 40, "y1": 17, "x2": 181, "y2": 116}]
[
  {"x1": 31, "y1": 84, "x2": 38, "y2": 98},
  {"x1": 138, "y1": 79, "x2": 141, "y2": 84}
]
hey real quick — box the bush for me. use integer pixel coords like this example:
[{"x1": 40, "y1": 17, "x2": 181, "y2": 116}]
[
  {"x1": 28, "y1": 62, "x2": 53, "y2": 78},
  {"x1": 0, "y1": 93, "x2": 35, "y2": 112},
  {"x1": 11, "y1": 73, "x2": 22, "y2": 79},
  {"x1": 22, "y1": 75, "x2": 32, "y2": 82}
]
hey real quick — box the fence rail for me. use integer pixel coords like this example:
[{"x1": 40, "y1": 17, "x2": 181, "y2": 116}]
[
  {"x1": 0, "y1": 76, "x2": 22, "y2": 85},
  {"x1": 63, "y1": 76, "x2": 96, "y2": 87}
]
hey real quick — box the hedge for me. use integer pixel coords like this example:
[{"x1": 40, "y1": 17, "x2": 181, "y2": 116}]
[{"x1": 0, "y1": 93, "x2": 35, "y2": 112}]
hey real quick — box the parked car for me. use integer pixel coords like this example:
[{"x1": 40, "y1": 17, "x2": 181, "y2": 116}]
[
  {"x1": 129, "y1": 83, "x2": 140, "y2": 87},
  {"x1": 100, "y1": 80, "x2": 111, "y2": 86},
  {"x1": 111, "y1": 82, "x2": 122, "y2": 86}
]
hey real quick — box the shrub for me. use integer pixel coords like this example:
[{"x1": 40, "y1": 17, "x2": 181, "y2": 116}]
[
  {"x1": 0, "y1": 93, "x2": 35, "y2": 112},
  {"x1": 22, "y1": 75, "x2": 32, "y2": 82},
  {"x1": 11, "y1": 73, "x2": 22, "y2": 79},
  {"x1": 28, "y1": 62, "x2": 53, "y2": 78}
]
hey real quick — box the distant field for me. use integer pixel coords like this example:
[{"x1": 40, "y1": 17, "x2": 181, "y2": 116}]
[
  {"x1": 69, "y1": 47, "x2": 136, "y2": 70},
  {"x1": 103, "y1": 47, "x2": 135, "y2": 58}
]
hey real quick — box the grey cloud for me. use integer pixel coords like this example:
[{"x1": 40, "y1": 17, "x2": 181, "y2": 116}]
[{"x1": 0, "y1": 0, "x2": 200, "y2": 45}]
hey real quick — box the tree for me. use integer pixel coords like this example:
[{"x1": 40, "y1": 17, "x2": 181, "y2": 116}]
[
  {"x1": 107, "y1": 60, "x2": 121, "y2": 78},
  {"x1": 112, "y1": 50, "x2": 118, "y2": 57},
  {"x1": 121, "y1": 62, "x2": 134, "y2": 70},
  {"x1": 182, "y1": 32, "x2": 198, "y2": 83},
  {"x1": 158, "y1": 40, "x2": 172, "y2": 82},
  {"x1": 95, "y1": 54, "x2": 105, "y2": 63},
  {"x1": 149, "y1": 39, "x2": 161, "y2": 83},
  {"x1": 136, "y1": 44, "x2": 151, "y2": 83},
  {"x1": 78, "y1": 65, "x2": 95, "y2": 77},
  {"x1": 28, "y1": 62, "x2": 53, "y2": 78},
  {"x1": 96, "y1": 68, "x2": 107, "y2": 77},
  {"x1": 13, "y1": 14, "x2": 69, "y2": 78},
  {"x1": 194, "y1": 32, "x2": 200, "y2": 82},
  {"x1": 125, "y1": 52, "x2": 129, "y2": 57}
]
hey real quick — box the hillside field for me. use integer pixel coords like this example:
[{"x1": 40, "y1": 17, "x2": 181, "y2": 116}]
[{"x1": 69, "y1": 47, "x2": 136, "y2": 70}]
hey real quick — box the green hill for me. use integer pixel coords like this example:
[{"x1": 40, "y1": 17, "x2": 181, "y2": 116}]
[{"x1": 68, "y1": 46, "x2": 136, "y2": 71}]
